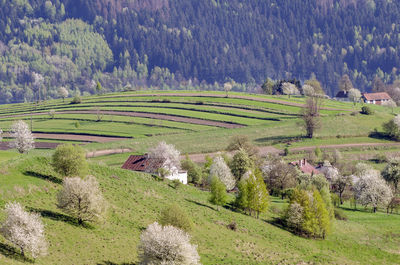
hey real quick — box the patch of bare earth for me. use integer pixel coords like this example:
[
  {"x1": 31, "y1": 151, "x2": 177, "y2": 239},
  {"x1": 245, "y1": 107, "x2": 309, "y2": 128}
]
[{"x1": 2, "y1": 133, "x2": 130, "y2": 143}]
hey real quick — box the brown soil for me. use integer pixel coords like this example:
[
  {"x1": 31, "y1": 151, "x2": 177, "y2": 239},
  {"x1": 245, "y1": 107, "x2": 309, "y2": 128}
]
[
  {"x1": 0, "y1": 142, "x2": 61, "y2": 150},
  {"x1": 0, "y1": 110, "x2": 244, "y2": 129},
  {"x1": 3, "y1": 132, "x2": 130, "y2": 143}
]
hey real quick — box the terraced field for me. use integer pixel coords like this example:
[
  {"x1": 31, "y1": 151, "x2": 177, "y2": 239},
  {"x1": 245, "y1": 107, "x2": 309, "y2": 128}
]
[{"x1": 0, "y1": 91, "x2": 397, "y2": 155}]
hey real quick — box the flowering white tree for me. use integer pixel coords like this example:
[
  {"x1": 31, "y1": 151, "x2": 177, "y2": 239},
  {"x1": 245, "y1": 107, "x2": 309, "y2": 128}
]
[
  {"x1": 281, "y1": 82, "x2": 300, "y2": 96},
  {"x1": 319, "y1": 161, "x2": 339, "y2": 181},
  {"x1": 209, "y1": 156, "x2": 236, "y2": 190},
  {"x1": 0, "y1": 202, "x2": 48, "y2": 258},
  {"x1": 57, "y1": 176, "x2": 106, "y2": 224},
  {"x1": 58, "y1": 87, "x2": 69, "y2": 102},
  {"x1": 9, "y1": 120, "x2": 34, "y2": 153},
  {"x1": 302, "y1": 84, "x2": 315, "y2": 96},
  {"x1": 224, "y1": 82, "x2": 233, "y2": 97},
  {"x1": 147, "y1": 141, "x2": 181, "y2": 175},
  {"x1": 353, "y1": 170, "x2": 392, "y2": 212},
  {"x1": 138, "y1": 222, "x2": 200, "y2": 265},
  {"x1": 285, "y1": 202, "x2": 304, "y2": 231},
  {"x1": 0, "y1": 128, "x2": 3, "y2": 141},
  {"x1": 347, "y1": 88, "x2": 362, "y2": 105}
]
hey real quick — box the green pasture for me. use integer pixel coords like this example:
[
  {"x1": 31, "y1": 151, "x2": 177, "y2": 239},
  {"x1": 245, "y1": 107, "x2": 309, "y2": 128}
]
[
  {"x1": 0, "y1": 154, "x2": 398, "y2": 264},
  {"x1": 0, "y1": 90, "x2": 398, "y2": 156}
]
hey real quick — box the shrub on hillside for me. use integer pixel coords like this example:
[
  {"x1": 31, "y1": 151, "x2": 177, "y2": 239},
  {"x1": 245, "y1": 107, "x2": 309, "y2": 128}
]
[
  {"x1": 181, "y1": 155, "x2": 203, "y2": 185},
  {"x1": 209, "y1": 156, "x2": 236, "y2": 190},
  {"x1": 52, "y1": 144, "x2": 88, "y2": 177},
  {"x1": 361, "y1": 105, "x2": 373, "y2": 115},
  {"x1": 226, "y1": 135, "x2": 258, "y2": 157},
  {"x1": 230, "y1": 148, "x2": 253, "y2": 181},
  {"x1": 70, "y1": 95, "x2": 82, "y2": 104},
  {"x1": 159, "y1": 204, "x2": 193, "y2": 232},
  {"x1": 1, "y1": 202, "x2": 48, "y2": 258},
  {"x1": 209, "y1": 176, "x2": 229, "y2": 211},
  {"x1": 57, "y1": 176, "x2": 106, "y2": 224},
  {"x1": 283, "y1": 188, "x2": 331, "y2": 239},
  {"x1": 235, "y1": 170, "x2": 269, "y2": 218},
  {"x1": 138, "y1": 222, "x2": 200, "y2": 265}
]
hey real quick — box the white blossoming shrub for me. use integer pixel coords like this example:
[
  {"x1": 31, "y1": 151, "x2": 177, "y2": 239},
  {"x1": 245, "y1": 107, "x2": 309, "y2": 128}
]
[
  {"x1": 1, "y1": 202, "x2": 47, "y2": 258},
  {"x1": 302, "y1": 84, "x2": 315, "y2": 96},
  {"x1": 209, "y1": 156, "x2": 236, "y2": 190},
  {"x1": 57, "y1": 176, "x2": 106, "y2": 224},
  {"x1": 353, "y1": 170, "x2": 392, "y2": 212},
  {"x1": 285, "y1": 202, "x2": 304, "y2": 230},
  {"x1": 138, "y1": 222, "x2": 201, "y2": 265},
  {"x1": 148, "y1": 141, "x2": 181, "y2": 174},
  {"x1": 8, "y1": 120, "x2": 34, "y2": 153}
]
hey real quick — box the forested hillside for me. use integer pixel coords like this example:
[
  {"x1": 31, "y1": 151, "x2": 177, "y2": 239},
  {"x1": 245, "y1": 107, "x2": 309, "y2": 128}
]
[{"x1": 1, "y1": 0, "x2": 400, "y2": 103}]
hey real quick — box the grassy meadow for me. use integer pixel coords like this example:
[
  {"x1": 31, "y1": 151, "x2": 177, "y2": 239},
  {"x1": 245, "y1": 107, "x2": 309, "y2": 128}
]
[{"x1": 0, "y1": 153, "x2": 399, "y2": 264}]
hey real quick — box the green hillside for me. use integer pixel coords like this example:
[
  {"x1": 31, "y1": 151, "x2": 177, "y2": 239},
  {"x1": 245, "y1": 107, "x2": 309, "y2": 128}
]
[{"x1": 0, "y1": 153, "x2": 399, "y2": 264}]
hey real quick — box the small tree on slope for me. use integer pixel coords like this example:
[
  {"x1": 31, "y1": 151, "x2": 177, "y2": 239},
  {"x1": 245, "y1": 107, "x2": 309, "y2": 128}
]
[
  {"x1": 353, "y1": 170, "x2": 392, "y2": 212},
  {"x1": 209, "y1": 176, "x2": 229, "y2": 211},
  {"x1": 8, "y1": 120, "x2": 34, "y2": 153},
  {"x1": 1, "y1": 202, "x2": 48, "y2": 258},
  {"x1": 57, "y1": 176, "x2": 106, "y2": 224},
  {"x1": 52, "y1": 144, "x2": 88, "y2": 177},
  {"x1": 209, "y1": 156, "x2": 236, "y2": 190},
  {"x1": 138, "y1": 222, "x2": 200, "y2": 265}
]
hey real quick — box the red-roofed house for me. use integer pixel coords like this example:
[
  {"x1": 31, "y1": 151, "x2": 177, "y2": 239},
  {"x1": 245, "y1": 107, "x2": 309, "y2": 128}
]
[
  {"x1": 122, "y1": 154, "x2": 188, "y2": 184},
  {"x1": 362, "y1": 92, "x2": 392, "y2": 105},
  {"x1": 290, "y1": 159, "x2": 320, "y2": 175}
]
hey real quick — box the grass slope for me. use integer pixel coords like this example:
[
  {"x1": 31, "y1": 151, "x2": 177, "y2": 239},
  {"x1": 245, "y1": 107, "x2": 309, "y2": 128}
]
[{"x1": 0, "y1": 153, "x2": 399, "y2": 264}]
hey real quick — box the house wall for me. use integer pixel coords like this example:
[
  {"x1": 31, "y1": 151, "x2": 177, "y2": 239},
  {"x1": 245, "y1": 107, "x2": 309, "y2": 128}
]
[{"x1": 166, "y1": 171, "x2": 188, "y2": 184}]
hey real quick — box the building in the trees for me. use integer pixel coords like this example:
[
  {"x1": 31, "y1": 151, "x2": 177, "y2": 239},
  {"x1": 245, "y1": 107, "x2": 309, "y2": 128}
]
[
  {"x1": 335, "y1": 91, "x2": 349, "y2": 101},
  {"x1": 122, "y1": 154, "x2": 188, "y2": 184},
  {"x1": 362, "y1": 92, "x2": 392, "y2": 105},
  {"x1": 290, "y1": 159, "x2": 320, "y2": 175}
]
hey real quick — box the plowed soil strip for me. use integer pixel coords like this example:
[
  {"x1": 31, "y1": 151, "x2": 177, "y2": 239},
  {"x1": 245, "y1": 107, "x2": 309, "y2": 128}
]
[
  {"x1": 0, "y1": 110, "x2": 244, "y2": 128},
  {"x1": 3, "y1": 133, "x2": 130, "y2": 143},
  {"x1": 0, "y1": 142, "x2": 61, "y2": 150}
]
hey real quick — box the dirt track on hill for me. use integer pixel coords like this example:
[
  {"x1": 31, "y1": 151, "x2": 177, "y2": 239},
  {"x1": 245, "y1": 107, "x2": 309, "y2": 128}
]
[
  {"x1": 2, "y1": 132, "x2": 130, "y2": 143},
  {"x1": 0, "y1": 110, "x2": 244, "y2": 129},
  {"x1": 86, "y1": 148, "x2": 132, "y2": 158}
]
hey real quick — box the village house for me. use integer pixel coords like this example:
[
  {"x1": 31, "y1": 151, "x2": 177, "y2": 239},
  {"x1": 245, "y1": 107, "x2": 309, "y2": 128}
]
[
  {"x1": 121, "y1": 154, "x2": 188, "y2": 184},
  {"x1": 334, "y1": 90, "x2": 349, "y2": 101},
  {"x1": 362, "y1": 92, "x2": 392, "y2": 105},
  {"x1": 290, "y1": 158, "x2": 320, "y2": 175}
]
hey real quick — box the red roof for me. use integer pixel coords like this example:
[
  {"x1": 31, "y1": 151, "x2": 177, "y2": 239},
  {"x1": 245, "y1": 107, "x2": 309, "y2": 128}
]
[
  {"x1": 121, "y1": 154, "x2": 161, "y2": 172},
  {"x1": 362, "y1": 92, "x2": 391, "y2": 101},
  {"x1": 290, "y1": 159, "x2": 320, "y2": 175}
]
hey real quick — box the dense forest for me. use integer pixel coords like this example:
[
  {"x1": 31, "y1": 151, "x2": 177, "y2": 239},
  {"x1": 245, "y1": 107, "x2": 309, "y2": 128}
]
[{"x1": 1, "y1": 0, "x2": 400, "y2": 103}]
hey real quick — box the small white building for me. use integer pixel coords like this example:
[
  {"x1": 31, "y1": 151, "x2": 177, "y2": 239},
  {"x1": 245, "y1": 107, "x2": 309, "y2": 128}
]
[
  {"x1": 122, "y1": 154, "x2": 188, "y2": 184},
  {"x1": 362, "y1": 92, "x2": 392, "y2": 105}
]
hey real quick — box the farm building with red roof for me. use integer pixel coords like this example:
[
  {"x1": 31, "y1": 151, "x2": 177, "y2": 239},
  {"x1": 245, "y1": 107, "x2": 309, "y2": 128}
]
[
  {"x1": 362, "y1": 92, "x2": 392, "y2": 105},
  {"x1": 290, "y1": 159, "x2": 320, "y2": 175},
  {"x1": 122, "y1": 154, "x2": 188, "y2": 184}
]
